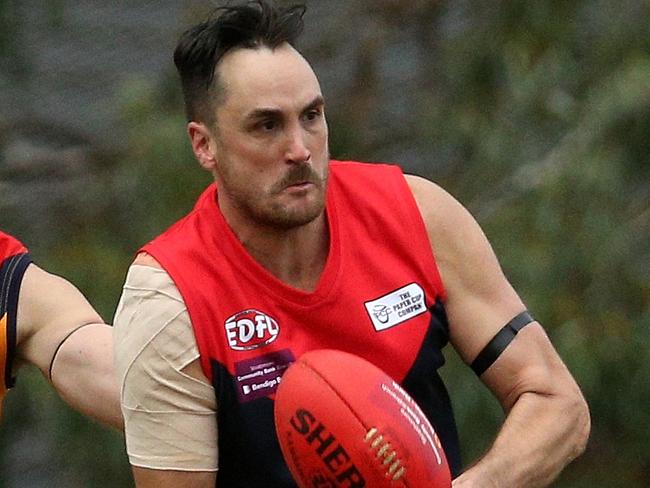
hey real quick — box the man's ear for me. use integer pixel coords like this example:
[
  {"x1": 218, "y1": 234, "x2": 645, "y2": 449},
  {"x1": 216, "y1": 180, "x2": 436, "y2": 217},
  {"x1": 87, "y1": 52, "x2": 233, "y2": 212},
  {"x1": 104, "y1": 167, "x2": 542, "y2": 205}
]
[{"x1": 188, "y1": 121, "x2": 217, "y2": 171}]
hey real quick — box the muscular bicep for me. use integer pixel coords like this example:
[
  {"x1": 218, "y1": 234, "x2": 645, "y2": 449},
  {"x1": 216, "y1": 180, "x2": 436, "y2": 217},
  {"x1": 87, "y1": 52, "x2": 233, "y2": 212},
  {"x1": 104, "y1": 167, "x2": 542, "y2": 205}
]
[
  {"x1": 407, "y1": 175, "x2": 580, "y2": 407},
  {"x1": 407, "y1": 175, "x2": 525, "y2": 361},
  {"x1": 16, "y1": 264, "x2": 104, "y2": 375},
  {"x1": 478, "y1": 322, "x2": 580, "y2": 410}
]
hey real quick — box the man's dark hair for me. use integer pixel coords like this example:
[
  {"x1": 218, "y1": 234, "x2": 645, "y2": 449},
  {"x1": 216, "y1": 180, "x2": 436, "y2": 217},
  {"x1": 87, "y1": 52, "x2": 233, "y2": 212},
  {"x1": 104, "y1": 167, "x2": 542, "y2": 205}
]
[{"x1": 174, "y1": 0, "x2": 307, "y2": 124}]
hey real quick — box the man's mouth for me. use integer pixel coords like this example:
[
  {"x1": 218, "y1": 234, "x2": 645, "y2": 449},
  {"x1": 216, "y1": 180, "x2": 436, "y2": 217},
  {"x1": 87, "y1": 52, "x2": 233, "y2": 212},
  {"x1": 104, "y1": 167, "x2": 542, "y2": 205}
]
[
  {"x1": 274, "y1": 165, "x2": 321, "y2": 193},
  {"x1": 287, "y1": 181, "x2": 313, "y2": 188},
  {"x1": 282, "y1": 181, "x2": 316, "y2": 194}
]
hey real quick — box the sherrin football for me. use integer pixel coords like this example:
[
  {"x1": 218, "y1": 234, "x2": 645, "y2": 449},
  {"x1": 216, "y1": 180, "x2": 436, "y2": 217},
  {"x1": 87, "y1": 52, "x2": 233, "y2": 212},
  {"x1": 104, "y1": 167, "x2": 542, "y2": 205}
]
[{"x1": 274, "y1": 349, "x2": 452, "y2": 487}]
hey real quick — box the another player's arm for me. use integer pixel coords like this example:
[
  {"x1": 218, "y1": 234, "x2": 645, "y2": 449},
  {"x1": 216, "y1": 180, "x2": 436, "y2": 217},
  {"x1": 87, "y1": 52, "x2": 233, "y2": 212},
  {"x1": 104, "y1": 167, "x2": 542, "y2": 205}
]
[
  {"x1": 16, "y1": 264, "x2": 122, "y2": 429},
  {"x1": 115, "y1": 253, "x2": 218, "y2": 488},
  {"x1": 407, "y1": 175, "x2": 590, "y2": 488}
]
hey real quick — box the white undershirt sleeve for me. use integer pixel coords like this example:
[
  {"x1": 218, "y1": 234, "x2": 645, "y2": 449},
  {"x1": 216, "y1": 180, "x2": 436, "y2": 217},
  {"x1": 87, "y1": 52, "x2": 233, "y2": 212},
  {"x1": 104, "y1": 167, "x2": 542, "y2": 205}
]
[{"x1": 113, "y1": 264, "x2": 218, "y2": 471}]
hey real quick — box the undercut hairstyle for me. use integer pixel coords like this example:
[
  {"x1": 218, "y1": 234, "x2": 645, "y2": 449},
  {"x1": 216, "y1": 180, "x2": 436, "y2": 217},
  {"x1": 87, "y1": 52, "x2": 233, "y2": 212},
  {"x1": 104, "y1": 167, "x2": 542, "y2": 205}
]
[{"x1": 174, "y1": 0, "x2": 307, "y2": 124}]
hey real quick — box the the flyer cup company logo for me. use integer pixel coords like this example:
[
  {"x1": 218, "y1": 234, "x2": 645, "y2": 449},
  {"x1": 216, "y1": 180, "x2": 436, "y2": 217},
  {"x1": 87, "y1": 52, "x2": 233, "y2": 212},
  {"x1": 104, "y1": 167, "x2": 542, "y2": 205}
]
[
  {"x1": 225, "y1": 309, "x2": 280, "y2": 351},
  {"x1": 364, "y1": 283, "x2": 427, "y2": 332}
]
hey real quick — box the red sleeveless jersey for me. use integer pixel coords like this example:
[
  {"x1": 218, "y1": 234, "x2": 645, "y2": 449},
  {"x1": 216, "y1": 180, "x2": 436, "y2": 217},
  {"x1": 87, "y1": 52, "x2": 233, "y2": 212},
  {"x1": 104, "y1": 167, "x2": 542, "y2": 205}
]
[
  {"x1": 142, "y1": 161, "x2": 461, "y2": 485},
  {"x1": 1, "y1": 231, "x2": 32, "y2": 416},
  {"x1": 0, "y1": 231, "x2": 26, "y2": 261}
]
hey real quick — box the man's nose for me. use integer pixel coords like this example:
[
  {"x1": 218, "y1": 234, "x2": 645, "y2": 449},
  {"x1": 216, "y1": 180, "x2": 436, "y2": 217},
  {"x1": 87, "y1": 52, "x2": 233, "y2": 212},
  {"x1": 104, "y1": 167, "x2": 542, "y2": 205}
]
[{"x1": 284, "y1": 125, "x2": 311, "y2": 164}]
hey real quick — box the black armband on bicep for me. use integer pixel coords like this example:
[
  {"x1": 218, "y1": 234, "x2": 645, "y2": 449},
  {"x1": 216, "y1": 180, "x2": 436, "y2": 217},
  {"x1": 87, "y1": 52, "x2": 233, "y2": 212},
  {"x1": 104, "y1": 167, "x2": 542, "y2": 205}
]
[{"x1": 470, "y1": 311, "x2": 535, "y2": 377}]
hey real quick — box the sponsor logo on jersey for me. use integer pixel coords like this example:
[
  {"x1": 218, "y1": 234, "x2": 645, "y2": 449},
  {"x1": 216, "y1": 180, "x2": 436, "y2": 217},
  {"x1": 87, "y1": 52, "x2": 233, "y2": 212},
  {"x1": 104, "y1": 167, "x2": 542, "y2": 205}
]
[
  {"x1": 235, "y1": 349, "x2": 295, "y2": 403},
  {"x1": 364, "y1": 283, "x2": 427, "y2": 332},
  {"x1": 225, "y1": 309, "x2": 280, "y2": 351}
]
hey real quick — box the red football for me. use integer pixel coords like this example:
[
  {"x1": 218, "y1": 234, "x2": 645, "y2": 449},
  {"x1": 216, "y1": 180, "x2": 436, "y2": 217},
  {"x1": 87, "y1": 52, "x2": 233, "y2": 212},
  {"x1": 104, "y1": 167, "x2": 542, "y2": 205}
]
[{"x1": 274, "y1": 349, "x2": 452, "y2": 488}]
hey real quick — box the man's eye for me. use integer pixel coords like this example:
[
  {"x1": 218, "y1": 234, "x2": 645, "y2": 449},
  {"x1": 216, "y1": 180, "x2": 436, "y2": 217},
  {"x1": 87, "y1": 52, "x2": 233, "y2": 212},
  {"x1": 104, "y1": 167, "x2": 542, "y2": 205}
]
[
  {"x1": 260, "y1": 120, "x2": 276, "y2": 131},
  {"x1": 305, "y1": 109, "x2": 321, "y2": 121}
]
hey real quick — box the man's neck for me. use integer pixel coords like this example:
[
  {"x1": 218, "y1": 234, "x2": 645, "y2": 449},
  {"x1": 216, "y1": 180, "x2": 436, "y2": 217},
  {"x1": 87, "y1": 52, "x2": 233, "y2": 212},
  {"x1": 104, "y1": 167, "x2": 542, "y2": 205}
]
[{"x1": 227, "y1": 212, "x2": 330, "y2": 293}]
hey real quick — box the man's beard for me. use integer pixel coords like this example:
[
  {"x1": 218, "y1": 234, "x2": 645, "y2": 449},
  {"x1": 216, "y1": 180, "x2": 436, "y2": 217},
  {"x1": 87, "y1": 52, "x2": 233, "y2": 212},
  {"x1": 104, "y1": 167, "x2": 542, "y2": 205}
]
[{"x1": 224, "y1": 161, "x2": 329, "y2": 230}]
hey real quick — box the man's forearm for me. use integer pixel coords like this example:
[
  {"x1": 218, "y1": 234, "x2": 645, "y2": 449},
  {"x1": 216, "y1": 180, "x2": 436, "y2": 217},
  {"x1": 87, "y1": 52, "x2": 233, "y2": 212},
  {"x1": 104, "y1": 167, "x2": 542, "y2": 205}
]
[{"x1": 452, "y1": 390, "x2": 590, "y2": 487}]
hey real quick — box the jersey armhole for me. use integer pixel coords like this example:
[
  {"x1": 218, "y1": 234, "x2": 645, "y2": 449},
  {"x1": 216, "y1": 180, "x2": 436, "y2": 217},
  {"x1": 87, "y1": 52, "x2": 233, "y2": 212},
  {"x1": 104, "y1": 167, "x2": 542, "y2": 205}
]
[{"x1": 1, "y1": 253, "x2": 33, "y2": 388}]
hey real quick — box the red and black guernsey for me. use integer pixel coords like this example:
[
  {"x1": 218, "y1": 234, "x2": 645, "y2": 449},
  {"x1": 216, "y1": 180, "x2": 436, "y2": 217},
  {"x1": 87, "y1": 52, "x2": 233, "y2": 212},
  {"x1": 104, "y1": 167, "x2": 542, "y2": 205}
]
[
  {"x1": 142, "y1": 161, "x2": 462, "y2": 486},
  {"x1": 0, "y1": 231, "x2": 32, "y2": 414}
]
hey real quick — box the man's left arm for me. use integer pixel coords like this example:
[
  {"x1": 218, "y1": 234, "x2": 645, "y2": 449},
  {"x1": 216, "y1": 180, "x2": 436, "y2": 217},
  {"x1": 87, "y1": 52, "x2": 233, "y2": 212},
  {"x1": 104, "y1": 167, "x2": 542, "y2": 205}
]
[{"x1": 406, "y1": 175, "x2": 590, "y2": 488}]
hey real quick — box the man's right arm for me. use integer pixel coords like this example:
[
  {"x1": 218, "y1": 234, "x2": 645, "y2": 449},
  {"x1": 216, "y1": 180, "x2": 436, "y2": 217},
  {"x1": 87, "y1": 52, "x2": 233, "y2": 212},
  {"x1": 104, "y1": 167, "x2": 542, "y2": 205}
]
[
  {"x1": 113, "y1": 255, "x2": 218, "y2": 487},
  {"x1": 16, "y1": 263, "x2": 122, "y2": 429}
]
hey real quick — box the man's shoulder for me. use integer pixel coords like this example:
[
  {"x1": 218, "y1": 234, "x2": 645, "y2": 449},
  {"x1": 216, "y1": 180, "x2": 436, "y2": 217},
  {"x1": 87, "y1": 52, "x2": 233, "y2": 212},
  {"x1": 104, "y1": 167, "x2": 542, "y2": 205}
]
[
  {"x1": 125, "y1": 257, "x2": 178, "y2": 296},
  {"x1": 403, "y1": 174, "x2": 463, "y2": 226},
  {"x1": 133, "y1": 252, "x2": 164, "y2": 270}
]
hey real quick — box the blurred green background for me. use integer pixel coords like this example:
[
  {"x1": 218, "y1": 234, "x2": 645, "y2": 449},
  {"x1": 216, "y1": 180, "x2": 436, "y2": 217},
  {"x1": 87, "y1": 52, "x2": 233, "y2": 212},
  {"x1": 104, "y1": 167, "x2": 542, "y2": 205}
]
[{"x1": 1, "y1": 0, "x2": 648, "y2": 486}]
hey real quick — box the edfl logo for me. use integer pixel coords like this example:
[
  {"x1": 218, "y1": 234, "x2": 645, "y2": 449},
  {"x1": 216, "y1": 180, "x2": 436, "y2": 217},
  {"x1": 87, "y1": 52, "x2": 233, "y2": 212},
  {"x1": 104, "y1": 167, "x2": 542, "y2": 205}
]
[{"x1": 225, "y1": 309, "x2": 280, "y2": 351}]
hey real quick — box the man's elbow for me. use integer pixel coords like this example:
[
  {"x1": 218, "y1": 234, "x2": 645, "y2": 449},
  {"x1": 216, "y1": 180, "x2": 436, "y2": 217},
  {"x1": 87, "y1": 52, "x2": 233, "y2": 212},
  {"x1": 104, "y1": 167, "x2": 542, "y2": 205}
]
[{"x1": 564, "y1": 386, "x2": 591, "y2": 462}]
